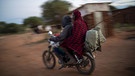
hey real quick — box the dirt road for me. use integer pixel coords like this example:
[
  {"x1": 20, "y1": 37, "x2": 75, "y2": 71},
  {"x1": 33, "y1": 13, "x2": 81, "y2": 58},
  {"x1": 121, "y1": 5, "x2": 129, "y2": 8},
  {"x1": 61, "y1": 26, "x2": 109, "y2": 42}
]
[{"x1": 0, "y1": 31, "x2": 135, "y2": 76}]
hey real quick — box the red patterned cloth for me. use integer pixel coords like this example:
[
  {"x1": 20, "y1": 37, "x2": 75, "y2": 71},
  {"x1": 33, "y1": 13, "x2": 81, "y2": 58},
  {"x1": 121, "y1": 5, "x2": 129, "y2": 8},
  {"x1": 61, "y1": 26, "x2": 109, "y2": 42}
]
[{"x1": 61, "y1": 10, "x2": 88, "y2": 56}]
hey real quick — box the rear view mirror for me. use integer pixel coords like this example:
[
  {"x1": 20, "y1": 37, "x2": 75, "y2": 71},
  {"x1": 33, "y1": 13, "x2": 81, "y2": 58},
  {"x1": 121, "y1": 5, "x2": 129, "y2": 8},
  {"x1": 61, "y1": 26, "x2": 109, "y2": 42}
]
[{"x1": 48, "y1": 31, "x2": 53, "y2": 35}]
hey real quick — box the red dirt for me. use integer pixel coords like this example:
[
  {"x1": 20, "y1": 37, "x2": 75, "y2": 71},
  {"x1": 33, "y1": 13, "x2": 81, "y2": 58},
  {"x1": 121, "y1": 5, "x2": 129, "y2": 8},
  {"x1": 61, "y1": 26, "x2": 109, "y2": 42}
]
[{"x1": 0, "y1": 31, "x2": 135, "y2": 76}]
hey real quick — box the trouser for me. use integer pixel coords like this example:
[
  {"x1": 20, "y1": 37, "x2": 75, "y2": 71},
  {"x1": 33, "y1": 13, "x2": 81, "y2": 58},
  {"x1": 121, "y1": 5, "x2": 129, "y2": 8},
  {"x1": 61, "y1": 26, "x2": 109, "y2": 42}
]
[
  {"x1": 60, "y1": 47, "x2": 76, "y2": 63},
  {"x1": 53, "y1": 47, "x2": 70, "y2": 63}
]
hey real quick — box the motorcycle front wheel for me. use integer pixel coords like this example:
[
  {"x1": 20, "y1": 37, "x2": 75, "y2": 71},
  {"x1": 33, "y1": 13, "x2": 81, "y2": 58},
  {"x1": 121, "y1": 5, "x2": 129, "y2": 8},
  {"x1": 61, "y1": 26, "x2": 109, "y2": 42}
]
[
  {"x1": 76, "y1": 53, "x2": 95, "y2": 75},
  {"x1": 42, "y1": 50, "x2": 56, "y2": 69}
]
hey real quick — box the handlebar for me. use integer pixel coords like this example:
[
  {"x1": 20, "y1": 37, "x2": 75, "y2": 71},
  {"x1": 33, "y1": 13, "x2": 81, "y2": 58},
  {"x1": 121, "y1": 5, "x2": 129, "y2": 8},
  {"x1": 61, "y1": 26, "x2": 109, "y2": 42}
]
[{"x1": 47, "y1": 31, "x2": 59, "y2": 47}]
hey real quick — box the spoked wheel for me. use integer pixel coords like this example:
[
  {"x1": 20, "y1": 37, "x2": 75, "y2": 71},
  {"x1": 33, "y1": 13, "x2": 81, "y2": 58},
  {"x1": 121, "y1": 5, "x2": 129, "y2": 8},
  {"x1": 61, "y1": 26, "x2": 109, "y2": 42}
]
[
  {"x1": 42, "y1": 50, "x2": 56, "y2": 69},
  {"x1": 76, "y1": 53, "x2": 95, "y2": 75}
]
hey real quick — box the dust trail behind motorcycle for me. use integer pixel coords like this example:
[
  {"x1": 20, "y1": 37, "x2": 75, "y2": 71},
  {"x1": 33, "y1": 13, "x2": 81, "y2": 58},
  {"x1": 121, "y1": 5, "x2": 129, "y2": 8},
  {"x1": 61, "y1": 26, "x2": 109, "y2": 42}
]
[{"x1": 0, "y1": 31, "x2": 135, "y2": 76}]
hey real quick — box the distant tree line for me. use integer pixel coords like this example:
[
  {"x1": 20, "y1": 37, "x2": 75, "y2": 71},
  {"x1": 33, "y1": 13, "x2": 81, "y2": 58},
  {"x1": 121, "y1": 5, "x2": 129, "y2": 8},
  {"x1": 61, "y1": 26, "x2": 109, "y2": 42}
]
[
  {"x1": 0, "y1": 22, "x2": 26, "y2": 34},
  {"x1": 0, "y1": 0, "x2": 72, "y2": 35},
  {"x1": 23, "y1": 16, "x2": 44, "y2": 28}
]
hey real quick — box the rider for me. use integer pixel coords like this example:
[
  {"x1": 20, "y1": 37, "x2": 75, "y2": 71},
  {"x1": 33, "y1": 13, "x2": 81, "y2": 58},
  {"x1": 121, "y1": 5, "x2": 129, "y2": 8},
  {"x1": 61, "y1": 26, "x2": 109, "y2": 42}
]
[
  {"x1": 50, "y1": 15, "x2": 72, "y2": 42},
  {"x1": 60, "y1": 10, "x2": 88, "y2": 62},
  {"x1": 49, "y1": 15, "x2": 74, "y2": 63}
]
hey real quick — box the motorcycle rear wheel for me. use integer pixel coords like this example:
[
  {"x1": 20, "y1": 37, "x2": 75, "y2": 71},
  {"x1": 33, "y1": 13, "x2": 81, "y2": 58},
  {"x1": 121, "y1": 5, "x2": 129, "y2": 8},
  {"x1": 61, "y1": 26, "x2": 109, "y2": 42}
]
[{"x1": 76, "y1": 53, "x2": 95, "y2": 75}]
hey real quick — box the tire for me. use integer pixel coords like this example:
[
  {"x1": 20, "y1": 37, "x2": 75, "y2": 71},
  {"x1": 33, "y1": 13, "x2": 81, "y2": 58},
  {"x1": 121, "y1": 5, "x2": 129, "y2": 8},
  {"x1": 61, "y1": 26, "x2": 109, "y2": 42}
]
[
  {"x1": 76, "y1": 53, "x2": 95, "y2": 75},
  {"x1": 42, "y1": 50, "x2": 56, "y2": 69}
]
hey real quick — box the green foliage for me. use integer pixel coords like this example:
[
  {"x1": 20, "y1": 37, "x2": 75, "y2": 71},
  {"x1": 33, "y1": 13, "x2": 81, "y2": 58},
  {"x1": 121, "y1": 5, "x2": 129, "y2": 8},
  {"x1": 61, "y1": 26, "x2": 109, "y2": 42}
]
[
  {"x1": 0, "y1": 22, "x2": 26, "y2": 34},
  {"x1": 114, "y1": 23, "x2": 135, "y2": 28},
  {"x1": 41, "y1": 0, "x2": 72, "y2": 24},
  {"x1": 114, "y1": 23, "x2": 135, "y2": 31},
  {"x1": 23, "y1": 16, "x2": 44, "y2": 27},
  {"x1": 0, "y1": 21, "x2": 6, "y2": 25}
]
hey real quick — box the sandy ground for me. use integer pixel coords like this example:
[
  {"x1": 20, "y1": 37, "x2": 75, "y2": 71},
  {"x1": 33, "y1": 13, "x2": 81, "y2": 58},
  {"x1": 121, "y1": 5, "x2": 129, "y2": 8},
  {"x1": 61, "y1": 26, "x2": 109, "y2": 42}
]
[{"x1": 0, "y1": 30, "x2": 135, "y2": 76}]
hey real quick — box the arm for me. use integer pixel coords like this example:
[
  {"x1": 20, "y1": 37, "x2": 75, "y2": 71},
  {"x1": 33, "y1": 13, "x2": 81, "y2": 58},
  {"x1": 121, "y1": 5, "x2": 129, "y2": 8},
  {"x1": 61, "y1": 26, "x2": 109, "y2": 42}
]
[{"x1": 50, "y1": 25, "x2": 72, "y2": 42}]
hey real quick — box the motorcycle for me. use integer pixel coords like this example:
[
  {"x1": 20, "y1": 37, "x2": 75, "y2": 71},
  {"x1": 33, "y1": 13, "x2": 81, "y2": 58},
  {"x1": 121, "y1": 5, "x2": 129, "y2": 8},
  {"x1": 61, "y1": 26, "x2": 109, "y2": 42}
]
[{"x1": 42, "y1": 31, "x2": 95, "y2": 75}]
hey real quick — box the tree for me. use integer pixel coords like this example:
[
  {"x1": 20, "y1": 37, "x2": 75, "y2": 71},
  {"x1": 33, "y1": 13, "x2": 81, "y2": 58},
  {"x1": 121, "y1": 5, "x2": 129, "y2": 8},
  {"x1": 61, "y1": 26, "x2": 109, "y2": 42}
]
[
  {"x1": 0, "y1": 21, "x2": 6, "y2": 26},
  {"x1": 23, "y1": 16, "x2": 44, "y2": 27},
  {"x1": 0, "y1": 22, "x2": 6, "y2": 33},
  {"x1": 41, "y1": 0, "x2": 72, "y2": 24}
]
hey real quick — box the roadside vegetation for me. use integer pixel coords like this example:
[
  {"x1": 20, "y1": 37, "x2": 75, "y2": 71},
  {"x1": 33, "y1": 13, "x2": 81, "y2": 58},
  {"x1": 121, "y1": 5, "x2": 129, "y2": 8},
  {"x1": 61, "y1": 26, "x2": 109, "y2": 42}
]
[
  {"x1": 0, "y1": 22, "x2": 27, "y2": 35},
  {"x1": 0, "y1": 0, "x2": 71, "y2": 36},
  {"x1": 114, "y1": 23, "x2": 135, "y2": 32}
]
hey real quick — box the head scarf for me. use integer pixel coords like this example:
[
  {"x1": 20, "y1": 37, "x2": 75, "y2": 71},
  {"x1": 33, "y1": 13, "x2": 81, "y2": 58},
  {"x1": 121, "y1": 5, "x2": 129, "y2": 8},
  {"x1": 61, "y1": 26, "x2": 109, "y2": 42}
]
[
  {"x1": 61, "y1": 15, "x2": 72, "y2": 28},
  {"x1": 73, "y1": 10, "x2": 83, "y2": 21}
]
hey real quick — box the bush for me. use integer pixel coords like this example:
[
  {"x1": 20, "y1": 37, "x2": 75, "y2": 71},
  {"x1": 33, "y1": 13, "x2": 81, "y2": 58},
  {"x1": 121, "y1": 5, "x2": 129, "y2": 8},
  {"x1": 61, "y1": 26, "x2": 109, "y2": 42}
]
[
  {"x1": 0, "y1": 23, "x2": 26, "y2": 34},
  {"x1": 114, "y1": 23, "x2": 135, "y2": 31},
  {"x1": 114, "y1": 23, "x2": 134, "y2": 28}
]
